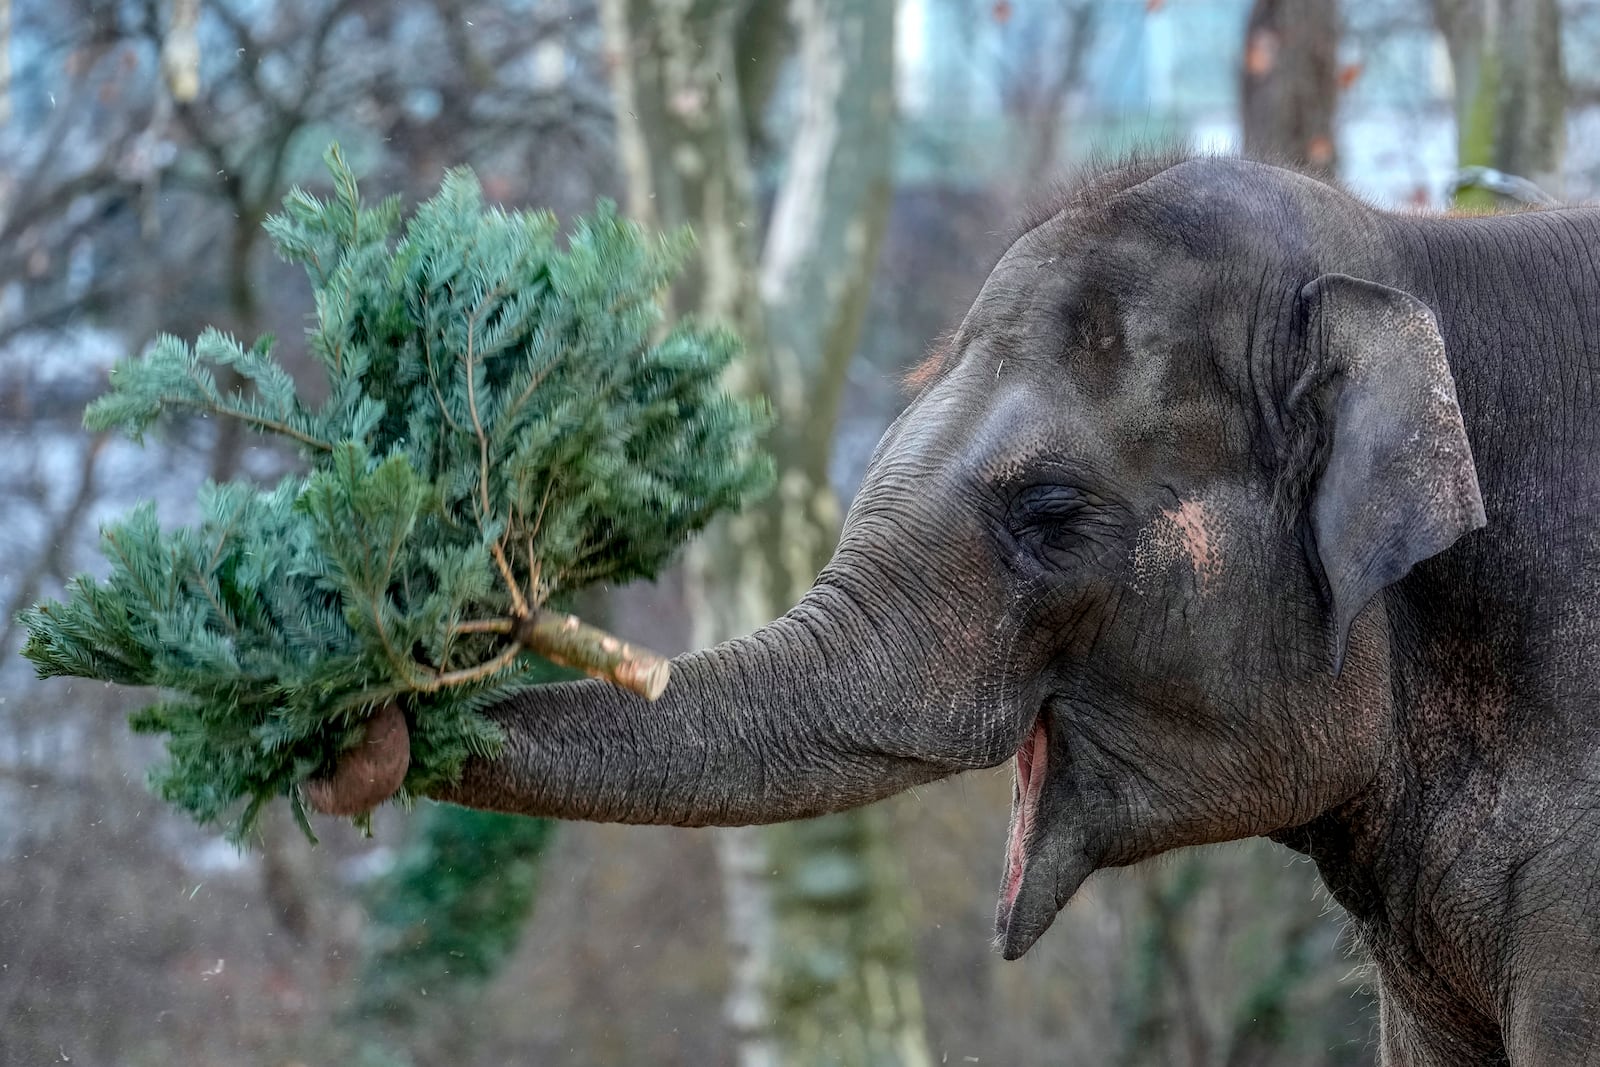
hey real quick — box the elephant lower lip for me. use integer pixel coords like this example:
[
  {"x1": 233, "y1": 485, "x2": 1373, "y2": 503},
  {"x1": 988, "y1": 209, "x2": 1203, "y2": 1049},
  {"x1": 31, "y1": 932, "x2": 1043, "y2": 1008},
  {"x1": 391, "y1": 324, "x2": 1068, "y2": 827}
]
[{"x1": 1000, "y1": 716, "x2": 1049, "y2": 914}]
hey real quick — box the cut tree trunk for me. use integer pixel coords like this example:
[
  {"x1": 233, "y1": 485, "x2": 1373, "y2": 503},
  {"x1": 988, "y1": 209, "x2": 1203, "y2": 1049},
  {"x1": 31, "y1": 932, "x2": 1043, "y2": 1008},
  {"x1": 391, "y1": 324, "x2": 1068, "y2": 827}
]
[{"x1": 599, "y1": 1, "x2": 930, "y2": 1063}]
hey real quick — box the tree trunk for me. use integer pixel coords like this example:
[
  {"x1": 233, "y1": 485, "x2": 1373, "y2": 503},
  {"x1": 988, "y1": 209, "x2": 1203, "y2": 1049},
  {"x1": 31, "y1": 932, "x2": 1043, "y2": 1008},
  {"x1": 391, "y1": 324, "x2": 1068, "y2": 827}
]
[
  {"x1": 1240, "y1": 0, "x2": 1340, "y2": 176},
  {"x1": 1432, "y1": 0, "x2": 1565, "y2": 207},
  {"x1": 598, "y1": 1, "x2": 929, "y2": 1063}
]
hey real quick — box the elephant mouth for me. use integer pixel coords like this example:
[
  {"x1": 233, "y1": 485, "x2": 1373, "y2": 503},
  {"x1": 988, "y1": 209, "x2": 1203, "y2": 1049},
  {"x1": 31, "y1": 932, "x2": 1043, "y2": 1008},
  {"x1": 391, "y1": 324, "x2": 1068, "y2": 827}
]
[
  {"x1": 995, "y1": 706, "x2": 1097, "y2": 959},
  {"x1": 998, "y1": 713, "x2": 1049, "y2": 923}
]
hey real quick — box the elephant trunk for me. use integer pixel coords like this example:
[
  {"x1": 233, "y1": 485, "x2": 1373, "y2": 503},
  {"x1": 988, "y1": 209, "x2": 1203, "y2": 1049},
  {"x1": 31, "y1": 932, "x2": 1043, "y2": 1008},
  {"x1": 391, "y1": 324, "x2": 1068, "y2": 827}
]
[{"x1": 429, "y1": 579, "x2": 984, "y2": 826}]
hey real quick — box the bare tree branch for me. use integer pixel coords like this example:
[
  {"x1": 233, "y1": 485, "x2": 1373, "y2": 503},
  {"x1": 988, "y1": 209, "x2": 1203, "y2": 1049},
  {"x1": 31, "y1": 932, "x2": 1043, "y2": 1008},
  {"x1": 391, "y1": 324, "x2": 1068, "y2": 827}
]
[{"x1": 0, "y1": 433, "x2": 108, "y2": 658}]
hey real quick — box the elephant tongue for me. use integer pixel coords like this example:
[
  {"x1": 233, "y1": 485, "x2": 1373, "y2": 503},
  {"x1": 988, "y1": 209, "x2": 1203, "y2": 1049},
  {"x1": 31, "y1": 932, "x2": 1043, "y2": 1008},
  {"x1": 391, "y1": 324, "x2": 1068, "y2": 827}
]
[{"x1": 998, "y1": 719, "x2": 1048, "y2": 928}]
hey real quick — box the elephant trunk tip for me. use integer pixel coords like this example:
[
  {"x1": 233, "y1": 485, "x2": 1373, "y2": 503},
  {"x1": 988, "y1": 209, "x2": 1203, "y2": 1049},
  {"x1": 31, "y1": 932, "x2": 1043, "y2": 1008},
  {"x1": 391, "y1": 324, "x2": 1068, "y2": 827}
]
[{"x1": 302, "y1": 701, "x2": 411, "y2": 816}]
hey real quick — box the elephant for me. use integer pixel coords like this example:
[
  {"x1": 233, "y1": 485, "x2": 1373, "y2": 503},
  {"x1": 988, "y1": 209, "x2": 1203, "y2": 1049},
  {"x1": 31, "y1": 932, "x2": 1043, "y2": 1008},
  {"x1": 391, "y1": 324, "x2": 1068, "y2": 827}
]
[{"x1": 318, "y1": 155, "x2": 1600, "y2": 1065}]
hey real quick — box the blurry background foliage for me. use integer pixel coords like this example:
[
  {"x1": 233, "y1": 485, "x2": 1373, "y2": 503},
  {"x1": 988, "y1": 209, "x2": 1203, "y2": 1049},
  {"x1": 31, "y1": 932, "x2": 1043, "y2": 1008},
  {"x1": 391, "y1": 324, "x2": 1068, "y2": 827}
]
[{"x1": 0, "y1": 0, "x2": 1591, "y2": 1065}]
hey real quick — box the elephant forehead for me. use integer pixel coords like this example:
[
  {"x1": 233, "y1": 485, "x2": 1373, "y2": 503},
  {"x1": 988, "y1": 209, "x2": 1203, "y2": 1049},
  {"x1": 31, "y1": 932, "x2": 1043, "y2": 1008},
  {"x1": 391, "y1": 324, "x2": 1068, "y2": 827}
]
[
  {"x1": 942, "y1": 372, "x2": 1216, "y2": 494},
  {"x1": 960, "y1": 243, "x2": 1078, "y2": 352}
]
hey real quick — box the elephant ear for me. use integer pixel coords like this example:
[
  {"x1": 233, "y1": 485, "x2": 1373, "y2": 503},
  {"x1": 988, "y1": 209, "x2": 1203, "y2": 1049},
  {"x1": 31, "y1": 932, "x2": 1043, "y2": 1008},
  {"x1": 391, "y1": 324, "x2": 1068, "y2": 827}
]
[{"x1": 1296, "y1": 274, "x2": 1486, "y2": 671}]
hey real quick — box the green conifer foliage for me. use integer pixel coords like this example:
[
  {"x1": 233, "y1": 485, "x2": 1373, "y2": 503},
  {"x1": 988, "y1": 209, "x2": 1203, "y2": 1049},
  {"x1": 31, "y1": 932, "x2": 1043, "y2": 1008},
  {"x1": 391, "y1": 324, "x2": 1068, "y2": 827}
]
[{"x1": 18, "y1": 147, "x2": 772, "y2": 839}]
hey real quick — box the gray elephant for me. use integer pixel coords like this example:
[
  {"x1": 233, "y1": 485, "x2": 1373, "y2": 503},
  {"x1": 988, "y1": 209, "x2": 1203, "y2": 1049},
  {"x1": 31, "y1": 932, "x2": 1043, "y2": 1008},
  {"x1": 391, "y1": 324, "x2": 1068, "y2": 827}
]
[{"x1": 326, "y1": 156, "x2": 1600, "y2": 1065}]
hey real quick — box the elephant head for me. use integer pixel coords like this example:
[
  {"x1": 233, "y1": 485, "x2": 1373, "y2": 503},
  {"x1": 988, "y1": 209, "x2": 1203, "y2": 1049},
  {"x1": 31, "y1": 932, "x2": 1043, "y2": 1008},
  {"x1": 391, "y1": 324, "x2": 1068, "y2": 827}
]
[{"x1": 327, "y1": 156, "x2": 1486, "y2": 960}]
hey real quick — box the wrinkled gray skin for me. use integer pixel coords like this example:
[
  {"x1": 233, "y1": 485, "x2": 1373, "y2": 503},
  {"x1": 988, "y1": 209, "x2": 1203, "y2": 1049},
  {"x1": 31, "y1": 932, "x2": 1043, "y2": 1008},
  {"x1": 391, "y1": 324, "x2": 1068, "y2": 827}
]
[{"x1": 430, "y1": 157, "x2": 1600, "y2": 1065}]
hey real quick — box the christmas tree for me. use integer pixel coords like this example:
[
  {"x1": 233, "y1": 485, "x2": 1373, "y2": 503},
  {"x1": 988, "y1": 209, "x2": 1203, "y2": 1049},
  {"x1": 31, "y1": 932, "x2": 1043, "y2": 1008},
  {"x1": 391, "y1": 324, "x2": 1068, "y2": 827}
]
[{"x1": 18, "y1": 147, "x2": 771, "y2": 840}]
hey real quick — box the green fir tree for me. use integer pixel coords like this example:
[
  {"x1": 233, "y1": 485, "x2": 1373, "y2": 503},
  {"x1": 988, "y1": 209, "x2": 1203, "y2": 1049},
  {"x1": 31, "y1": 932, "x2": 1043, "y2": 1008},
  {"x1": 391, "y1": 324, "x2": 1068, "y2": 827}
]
[{"x1": 18, "y1": 146, "x2": 772, "y2": 839}]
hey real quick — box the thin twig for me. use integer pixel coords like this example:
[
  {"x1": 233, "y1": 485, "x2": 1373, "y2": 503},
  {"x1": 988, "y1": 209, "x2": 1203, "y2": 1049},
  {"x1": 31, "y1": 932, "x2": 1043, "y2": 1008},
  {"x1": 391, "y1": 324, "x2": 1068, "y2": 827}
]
[
  {"x1": 523, "y1": 481, "x2": 554, "y2": 602},
  {"x1": 525, "y1": 540, "x2": 539, "y2": 605},
  {"x1": 451, "y1": 617, "x2": 514, "y2": 635},
  {"x1": 461, "y1": 283, "x2": 528, "y2": 617},
  {"x1": 372, "y1": 625, "x2": 417, "y2": 685},
  {"x1": 464, "y1": 291, "x2": 492, "y2": 518},
  {"x1": 421, "y1": 292, "x2": 467, "y2": 435},
  {"x1": 463, "y1": 284, "x2": 513, "y2": 504},
  {"x1": 528, "y1": 480, "x2": 554, "y2": 542},
  {"x1": 490, "y1": 541, "x2": 529, "y2": 617},
  {"x1": 494, "y1": 354, "x2": 559, "y2": 443},
  {"x1": 200, "y1": 399, "x2": 333, "y2": 452},
  {"x1": 411, "y1": 642, "x2": 524, "y2": 692}
]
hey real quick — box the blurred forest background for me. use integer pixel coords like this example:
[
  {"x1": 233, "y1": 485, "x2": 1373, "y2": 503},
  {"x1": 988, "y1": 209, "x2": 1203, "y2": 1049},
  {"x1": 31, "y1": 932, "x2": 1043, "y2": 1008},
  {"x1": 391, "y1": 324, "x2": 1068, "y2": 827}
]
[{"x1": 1, "y1": 0, "x2": 1595, "y2": 1064}]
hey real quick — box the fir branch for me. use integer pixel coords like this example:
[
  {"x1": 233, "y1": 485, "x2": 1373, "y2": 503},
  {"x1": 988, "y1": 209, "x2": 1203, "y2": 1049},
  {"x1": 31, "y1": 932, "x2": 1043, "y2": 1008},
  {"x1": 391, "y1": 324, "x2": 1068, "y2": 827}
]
[
  {"x1": 452, "y1": 617, "x2": 514, "y2": 636},
  {"x1": 18, "y1": 146, "x2": 770, "y2": 837},
  {"x1": 219, "y1": 407, "x2": 336, "y2": 452}
]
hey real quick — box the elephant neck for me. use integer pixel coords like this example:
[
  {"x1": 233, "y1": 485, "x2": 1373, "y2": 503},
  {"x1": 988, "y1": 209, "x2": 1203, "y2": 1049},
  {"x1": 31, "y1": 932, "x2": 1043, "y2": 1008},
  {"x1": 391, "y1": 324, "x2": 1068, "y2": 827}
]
[
  {"x1": 1275, "y1": 594, "x2": 1592, "y2": 1059},
  {"x1": 1273, "y1": 717, "x2": 1509, "y2": 1059},
  {"x1": 1283, "y1": 213, "x2": 1600, "y2": 1052}
]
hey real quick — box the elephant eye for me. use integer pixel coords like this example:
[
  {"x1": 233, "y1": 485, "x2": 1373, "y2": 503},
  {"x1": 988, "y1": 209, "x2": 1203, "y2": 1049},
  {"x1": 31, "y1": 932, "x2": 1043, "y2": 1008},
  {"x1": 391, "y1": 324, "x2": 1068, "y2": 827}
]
[
  {"x1": 1009, "y1": 484, "x2": 1087, "y2": 539},
  {"x1": 1003, "y1": 482, "x2": 1114, "y2": 570}
]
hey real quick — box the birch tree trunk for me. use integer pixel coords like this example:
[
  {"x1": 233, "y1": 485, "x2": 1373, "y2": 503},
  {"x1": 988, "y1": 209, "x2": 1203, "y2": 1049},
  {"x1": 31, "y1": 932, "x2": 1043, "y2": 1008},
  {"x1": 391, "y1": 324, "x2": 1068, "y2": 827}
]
[
  {"x1": 600, "y1": 2, "x2": 929, "y2": 1064},
  {"x1": 1432, "y1": 0, "x2": 1565, "y2": 207}
]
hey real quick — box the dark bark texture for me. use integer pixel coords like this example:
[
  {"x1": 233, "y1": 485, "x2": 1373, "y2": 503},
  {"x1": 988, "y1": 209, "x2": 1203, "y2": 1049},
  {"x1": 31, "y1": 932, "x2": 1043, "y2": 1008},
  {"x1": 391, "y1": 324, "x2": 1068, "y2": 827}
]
[{"x1": 1240, "y1": 0, "x2": 1340, "y2": 176}]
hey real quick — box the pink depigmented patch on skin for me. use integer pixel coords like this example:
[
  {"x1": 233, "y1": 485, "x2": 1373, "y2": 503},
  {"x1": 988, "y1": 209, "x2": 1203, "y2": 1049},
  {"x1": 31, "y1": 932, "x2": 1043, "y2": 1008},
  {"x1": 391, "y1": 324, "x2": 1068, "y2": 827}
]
[
  {"x1": 1133, "y1": 498, "x2": 1223, "y2": 594},
  {"x1": 1169, "y1": 499, "x2": 1220, "y2": 585}
]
